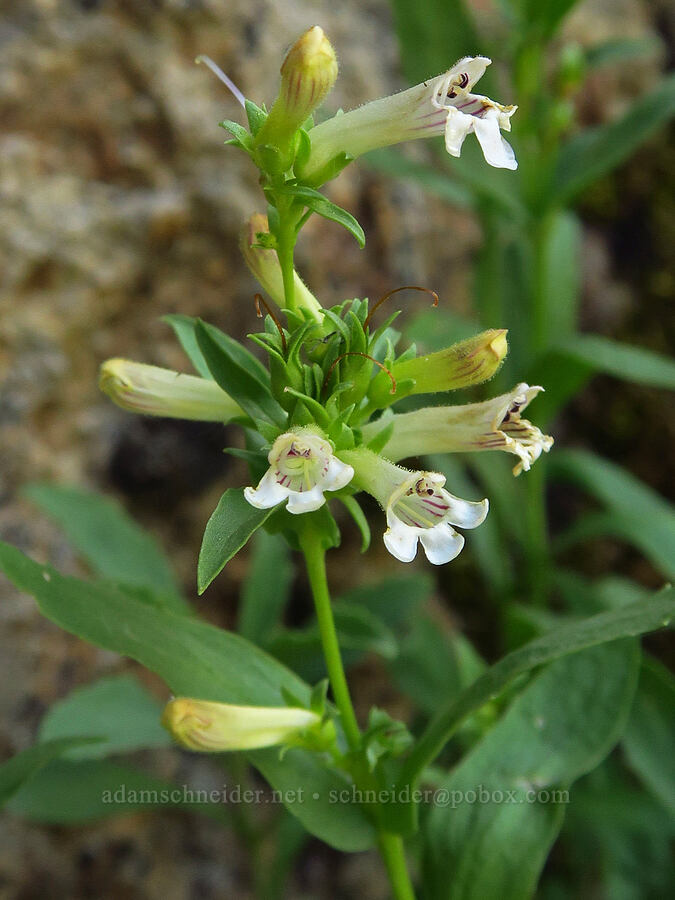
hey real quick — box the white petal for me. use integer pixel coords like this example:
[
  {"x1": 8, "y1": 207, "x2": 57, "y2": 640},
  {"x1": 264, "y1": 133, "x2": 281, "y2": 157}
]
[
  {"x1": 244, "y1": 471, "x2": 290, "y2": 509},
  {"x1": 286, "y1": 485, "x2": 326, "y2": 515},
  {"x1": 419, "y1": 523, "x2": 465, "y2": 565},
  {"x1": 462, "y1": 56, "x2": 491, "y2": 91},
  {"x1": 473, "y1": 113, "x2": 518, "y2": 169},
  {"x1": 383, "y1": 519, "x2": 419, "y2": 563},
  {"x1": 323, "y1": 457, "x2": 354, "y2": 492},
  {"x1": 444, "y1": 108, "x2": 473, "y2": 157},
  {"x1": 445, "y1": 495, "x2": 489, "y2": 530}
]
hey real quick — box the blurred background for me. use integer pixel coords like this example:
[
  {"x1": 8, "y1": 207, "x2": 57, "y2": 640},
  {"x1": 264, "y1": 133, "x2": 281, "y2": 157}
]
[{"x1": 0, "y1": 0, "x2": 673, "y2": 897}]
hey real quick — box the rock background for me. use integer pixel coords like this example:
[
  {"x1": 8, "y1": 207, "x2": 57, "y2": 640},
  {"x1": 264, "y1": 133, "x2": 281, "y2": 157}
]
[{"x1": 0, "y1": 1, "x2": 672, "y2": 897}]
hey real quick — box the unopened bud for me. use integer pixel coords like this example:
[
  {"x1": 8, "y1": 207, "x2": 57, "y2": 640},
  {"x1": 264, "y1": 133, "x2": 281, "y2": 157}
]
[
  {"x1": 161, "y1": 697, "x2": 321, "y2": 752},
  {"x1": 255, "y1": 26, "x2": 338, "y2": 156},
  {"x1": 241, "y1": 214, "x2": 323, "y2": 321},
  {"x1": 99, "y1": 359, "x2": 242, "y2": 422},
  {"x1": 394, "y1": 329, "x2": 507, "y2": 394}
]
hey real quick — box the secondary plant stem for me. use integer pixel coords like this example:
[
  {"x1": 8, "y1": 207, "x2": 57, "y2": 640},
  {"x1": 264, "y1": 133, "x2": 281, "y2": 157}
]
[
  {"x1": 300, "y1": 531, "x2": 361, "y2": 750},
  {"x1": 378, "y1": 833, "x2": 417, "y2": 900}
]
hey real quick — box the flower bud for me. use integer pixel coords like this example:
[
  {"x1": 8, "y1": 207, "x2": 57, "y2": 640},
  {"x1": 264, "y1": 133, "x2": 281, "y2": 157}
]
[
  {"x1": 368, "y1": 330, "x2": 507, "y2": 408},
  {"x1": 99, "y1": 359, "x2": 242, "y2": 422},
  {"x1": 241, "y1": 214, "x2": 323, "y2": 321},
  {"x1": 255, "y1": 26, "x2": 338, "y2": 158},
  {"x1": 161, "y1": 697, "x2": 322, "y2": 752}
]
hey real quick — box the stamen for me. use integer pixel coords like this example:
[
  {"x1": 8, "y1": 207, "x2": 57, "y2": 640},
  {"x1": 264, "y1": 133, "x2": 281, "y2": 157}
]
[
  {"x1": 363, "y1": 285, "x2": 439, "y2": 330},
  {"x1": 321, "y1": 352, "x2": 397, "y2": 396},
  {"x1": 195, "y1": 55, "x2": 246, "y2": 109},
  {"x1": 254, "y1": 293, "x2": 288, "y2": 354}
]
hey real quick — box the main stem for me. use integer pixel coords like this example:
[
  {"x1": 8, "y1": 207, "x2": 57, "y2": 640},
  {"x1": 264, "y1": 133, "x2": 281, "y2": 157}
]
[
  {"x1": 300, "y1": 531, "x2": 361, "y2": 749},
  {"x1": 301, "y1": 532, "x2": 416, "y2": 899}
]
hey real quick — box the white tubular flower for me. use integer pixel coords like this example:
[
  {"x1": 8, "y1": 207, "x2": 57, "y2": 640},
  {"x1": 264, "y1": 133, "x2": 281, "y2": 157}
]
[
  {"x1": 299, "y1": 56, "x2": 517, "y2": 182},
  {"x1": 430, "y1": 57, "x2": 517, "y2": 169},
  {"x1": 365, "y1": 383, "x2": 554, "y2": 475},
  {"x1": 162, "y1": 697, "x2": 321, "y2": 752},
  {"x1": 244, "y1": 430, "x2": 354, "y2": 515},
  {"x1": 385, "y1": 471, "x2": 488, "y2": 565},
  {"x1": 341, "y1": 449, "x2": 488, "y2": 565}
]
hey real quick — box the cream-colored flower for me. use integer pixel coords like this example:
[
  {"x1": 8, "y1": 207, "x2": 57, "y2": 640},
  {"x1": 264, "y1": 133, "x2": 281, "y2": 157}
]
[
  {"x1": 244, "y1": 430, "x2": 354, "y2": 515},
  {"x1": 162, "y1": 697, "x2": 320, "y2": 752},
  {"x1": 299, "y1": 56, "x2": 517, "y2": 183},
  {"x1": 340, "y1": 449, "x2": 487, "y2": 565},
  {"x1": 366, "y1": 383, "x2": 553, "y2": 475}
]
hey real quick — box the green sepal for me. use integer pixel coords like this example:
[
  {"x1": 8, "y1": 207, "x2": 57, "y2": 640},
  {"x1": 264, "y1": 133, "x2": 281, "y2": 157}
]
[
  {"x1": 297, "y1": 151, "x2": 353, "y2": 188},
  {"x1": 218, "y1": 119, "x2": 253, "y2": 150},
  {"x1": 245, "y1": 99, "x2": 267, "y2": 136},
  {"x1": 339, "y1": 495, "x2": 371, "y2": 552},
  {"x1": 294, "y1": 128, "x2": 313, "y2": 174}
]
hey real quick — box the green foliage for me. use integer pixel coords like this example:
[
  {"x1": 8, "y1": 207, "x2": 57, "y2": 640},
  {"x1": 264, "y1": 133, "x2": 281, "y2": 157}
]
[
  {"x1": 554, "y1": 73, "x2": 675, "y2": 202},
  {"x1": 24, "y1": 483, "x2": 185, "y2": 610},
  {"x1": 198, "y1": 488, "x2": 274, "y2": 593},
  {"x1": 39, "y1": 675, "x2": 171, "y2": 759},
  {"x1": 422, "y1": 641, "x2": 639, "y2": 899},
  {"x1": 0, "y1": 738, "x2": 99, "y2": 808},
  {"x1": 550, "y1": 450, "x2": 675, "y2": 581}
]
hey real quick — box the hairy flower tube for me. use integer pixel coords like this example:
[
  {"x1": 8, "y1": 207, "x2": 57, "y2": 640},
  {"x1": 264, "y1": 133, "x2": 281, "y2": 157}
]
[
  {"x1": 162, "y1": 698, "x2": 321, "y2": 752},
  {"x1": 299, "y1": 55, "x2": 517, "y2": 184},
  {"x1": 364, "y1": 383, "x2": 554, "y2": 475},
  {"x1": 244, "y1": 430, "x2": 354, "y2": 514},
  {"x1": 341, "y1": 449, "x2": 488, "y2": 564},
  {"x1": 99, "y1": 359, "x2": 243, "y2": 422}
]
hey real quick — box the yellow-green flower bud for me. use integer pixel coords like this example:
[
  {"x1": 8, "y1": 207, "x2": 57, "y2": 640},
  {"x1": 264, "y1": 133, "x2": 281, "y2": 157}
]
[
  {"x1": 255, "y1": 26, "x2": 338, "y2": 162},
  {"x1": 99, "y1": 359, "x2": 243, "y2": 422},
  {"x1": 368, "y1": 330, "x2": 507, "y2": 408},
  {"x1": 161, "y1": 697, "x2": 321, "y2": 752},
  {"x1": 241, "y1": 213, "x2": 323, "y2": 321}
]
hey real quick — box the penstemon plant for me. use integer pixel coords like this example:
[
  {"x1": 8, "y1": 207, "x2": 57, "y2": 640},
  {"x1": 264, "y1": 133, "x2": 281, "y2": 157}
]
[{"x1": 1, "y1": 24, "x2": 673, "y2": 900}]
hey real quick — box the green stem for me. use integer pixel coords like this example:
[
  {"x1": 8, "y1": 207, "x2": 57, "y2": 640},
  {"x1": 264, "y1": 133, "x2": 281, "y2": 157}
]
[
  {"x1": 378, "y1": 833, "x2": 417, "y2": 900},
  {"x1": 300, "y1": 531, "x2": 361, "y2": 750}
]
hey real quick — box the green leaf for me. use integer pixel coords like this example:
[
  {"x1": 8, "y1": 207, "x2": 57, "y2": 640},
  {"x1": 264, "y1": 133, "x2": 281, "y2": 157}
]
[
  {"x1": 364, "y1": 149, "x2": 473, "y2": 209},
  {"x1": 0, "y1": 738, "x2": 99, "y2": 807},
  {"x1": 622, "y1": 657, "x2": 675, "y2": 815},
  {"x1": 518, "y1": 0, "x2": 582, "y2": 39},
  {"x1": 268, "y1": 605, "x2": 399, "y2": 682},
  {"x1": 538, "y1": 210, "x2": 581, "y2": 342},
  {"x1": 196, "y1": 320, "x2": 285, "y2": 426},
  {"x1": 554, "y1": 73, "x2": 675, "y2": 201},
  {"x1": 0, "y1": 540, "x2": 376, "y2": 850},
  {"x1": 338, "y1": 495, "x2": 371, "y2": 552},
  {"x1": 39, "y1": 675, "x2": 170, "y2": 760},
  {"x1": 198, "y1": 488, "x2": 274, "y2": 594},
  {"x1": 549, "y1": 450, "x2": 675, "y2": 580},
  {"x1": 398, "y1": 588, "x2": 675, "y2": 786},
  {"x1": 162, "y1": 313, "x2": 213, "y2": 379},
  {"x1": 238, "y1": 530, "x2": 293, "y2": 643},
  {"x1": 24, "y1": 484, "x2": 185, "y2": 610},
  {"x1": 586, "y1": 36, "x2": 662, "y2": 70},
  {"x1": 390, "y1": 0, "x2": 482, "y2": 88},
  {"x1": 552, "y1": 334, "x2": 675, "y2": 390},
  {"x1": 6, "y1": 759, "x2": 193, "y2": 823},
  {"x1": 422, "y1": 641, "x2": 640, "y2": 900},
  {"x1": 284, "y1": 185, "x2": 365, "y2": 248}
]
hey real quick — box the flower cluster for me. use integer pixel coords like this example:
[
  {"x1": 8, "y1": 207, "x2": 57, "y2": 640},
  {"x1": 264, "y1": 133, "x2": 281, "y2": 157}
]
[{"x1": 100, "y1": 26, "x2": 551, "y2": 575}]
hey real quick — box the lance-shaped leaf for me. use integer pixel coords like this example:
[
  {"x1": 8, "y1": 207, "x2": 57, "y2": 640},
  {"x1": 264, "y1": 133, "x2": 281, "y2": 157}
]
[
  {"x1": 283, "y1": 184, "x2": 365, "y2": 248},
  {"x1": 196, "y1": 320, "x2": 286, "y2": 428},
  {"x1": 198, "y1": 488, "x2": 274, "y2": 594}
]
